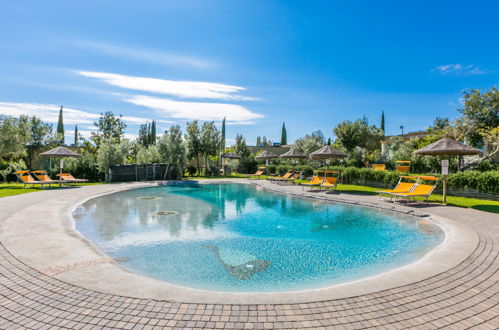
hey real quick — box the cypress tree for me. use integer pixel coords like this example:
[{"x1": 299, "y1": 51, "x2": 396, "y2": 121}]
[
  {"x1": 74, "y1": 125, "x2": 78, "y2": 146},
  {"x1": 327, "y1": 137, "x2": 331, "y2": 146},
  {"x1": 381, "y1": 111, "x2": 385, "y2": 135},
  {"x1": 221, "y1": 117, "x2": 226, "y2": 151},
  {"x1": 150, "y1": 120, "x2": 156, "y2": 145},
  {"x1": 281, "y1": 122, "x2": 287, "y2": 145},
  {"x1": 57, "y1": 105, "x2": 65, "y2": 144}
]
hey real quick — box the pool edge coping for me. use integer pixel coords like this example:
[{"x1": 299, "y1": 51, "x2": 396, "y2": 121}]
[{"x1": 0, "y1": 180, "x2": 479, "y2": 304}]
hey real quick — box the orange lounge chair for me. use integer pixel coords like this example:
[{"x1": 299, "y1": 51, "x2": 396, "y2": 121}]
[
  {"x1": 56, "y1": 173, "x2": 88, "y2": 183},
  {"x1": 268, "y1": 170, "x2": 294, "y2": 182},
  {"x1": 300, "y1": 171, "x2": 324, "y2": 190},
  {"x1": 248, "y1": 166, "x2": 266, "y2": 179},
  {"x1": 390, "y1": 176, "x2": 439, "y2": 203},
  {"x1": 15, "y1": 171, "x2": 55, "y2": 188},
  {"x1": 32, "y1": 170, "x2": 68, "y2": 184},
  {"x1": 376, "y1": 176, "x2": 418, "y2": 200},
  {"x1": 276, "y1": 171, "x2": 302, "y2": 183},
  {"x1": 320, "y1": 171, "x2": 338, "y2": 191}
]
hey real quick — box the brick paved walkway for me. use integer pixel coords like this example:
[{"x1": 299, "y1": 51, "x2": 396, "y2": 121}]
[{"x1": 0, "y1": 183, "x2": 498, "y2": 329}]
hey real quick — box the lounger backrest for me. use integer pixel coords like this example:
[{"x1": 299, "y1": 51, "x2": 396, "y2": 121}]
[
  {"x1": 410, "y1": 184, "x2": 435, "y2": 196},
  {"x1": 15, "y1": 171, "x2": 36, "y2": 182},
  {"x1": 283, "y1": 170, "x2": 294, "y2": 179},
  {"x1": 324, "y1": 177, "x2": 337, "y2": 185},
  {"x1": 393, "y1": 182, "x2": 414, "y2": 193},
  {"x1": 372, "y1": 164, "x2": 386, "y2": 171},
  {"x1": 32, "y1": 171, "x2": 51, "y2": 181},
  {"x1": 310, "y1": 176, "x2": 324, "y2": 184}
]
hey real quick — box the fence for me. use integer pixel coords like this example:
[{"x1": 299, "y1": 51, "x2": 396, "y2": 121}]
[{"x1": 108, "y1": 164, "x2": 176, "y2": 182}]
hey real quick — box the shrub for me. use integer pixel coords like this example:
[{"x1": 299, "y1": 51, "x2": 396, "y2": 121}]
[{"x1": 186, "y1": 165, "x2": 197, "y2": 176}]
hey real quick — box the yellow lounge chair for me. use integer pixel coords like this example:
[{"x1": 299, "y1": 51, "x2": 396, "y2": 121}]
[
  {"x1": 56, "y1": 173, "x2": 88, "y2": 183},
  {"x1": 376, "y1": 176, "x2": 418, "y2": 200},
  {"x1": 319, "y1": 170, "x2": 339, "y2": 191},
  {"x1": 300, "y1": 171, "x2": 324, "y2": 190},
  {"x1": 372, "y1": 164, "x2": 386, "y2": 171},
  {"x1": 396, "y1": 161, "x2": 411, "y2": 172},
  {"x1": 268, "y1": 170, "x2": 294, "y2": 182},
  {"x1": 390, "y1": 176, "x2": 439, "y2": 203},
  {"x1": 15, "y1": 171, "x2": 54, "y2": 188},
  {"x1": 248, "y1": 166, "x2": 266, "y2": 179}
]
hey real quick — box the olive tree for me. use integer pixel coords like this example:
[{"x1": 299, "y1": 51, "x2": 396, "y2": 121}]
[{"x1": 158, "y1": 124, "x2": 187, "y2": 179}]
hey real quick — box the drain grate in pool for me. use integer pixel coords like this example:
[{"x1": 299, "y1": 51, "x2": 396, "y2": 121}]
[
  {"x1": 156, "y1": 211, "x2": 178, "y2": 216},
  {"x1": 138, "y1": 196, "x2": 161, "y2": 200}
]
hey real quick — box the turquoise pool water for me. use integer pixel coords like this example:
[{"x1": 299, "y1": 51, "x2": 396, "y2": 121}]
[{"x1": 74, "y1": 183, "x2": 444, "y2": 292}]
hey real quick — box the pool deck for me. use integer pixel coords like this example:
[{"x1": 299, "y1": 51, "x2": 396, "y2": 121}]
[{"x1": 0, "y1": 180, "x2": 497, "y2": 329}]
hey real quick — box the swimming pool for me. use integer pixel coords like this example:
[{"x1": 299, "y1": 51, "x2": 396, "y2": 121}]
[{"x1": 74, "y1": 183, "x2": 444, "y2": 292}]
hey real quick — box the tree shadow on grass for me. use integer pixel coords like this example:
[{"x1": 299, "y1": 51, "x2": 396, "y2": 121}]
[
  {"x1": 337, "y1": 189, "x2": 377, "y2": 196},
  {"x1": 471, "y1": 204, "x2": 499, "y2": 214}
]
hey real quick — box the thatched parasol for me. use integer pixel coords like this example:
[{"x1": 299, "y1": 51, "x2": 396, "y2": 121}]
[
  {"x1": 413, "y1": 138, "x2": 482, "y2": 203},
  {"x1": 309, "y1": 145, "x2": 347, "y2": 160},
  {"x1": 256, "y1": 150, "x2": 278, "y2": 166},
  {"x1": 221, "y1": 152, "x2": 241, "y2": 175},
  {"x1": 279, "y1": 149, "x2": 307, "y2": 159},
  {"x1": 221, "y1": 152, "x2": 242, "y2": 159},
  {"x1": 414, "y1": 138, "x2": 482, "y2": 156},
  {"x1": 40, "y1": 146, "x2": 81, "y2": 187}
]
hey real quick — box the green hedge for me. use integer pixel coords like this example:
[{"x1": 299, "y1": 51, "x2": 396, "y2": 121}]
[{"x1": 327, "y1": 167, "x2": 498, "y2": 194}]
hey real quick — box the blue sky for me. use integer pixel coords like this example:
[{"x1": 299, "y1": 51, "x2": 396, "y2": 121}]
[{"x1": 0, "y1": 1, "x2": 498, "y2": 145}]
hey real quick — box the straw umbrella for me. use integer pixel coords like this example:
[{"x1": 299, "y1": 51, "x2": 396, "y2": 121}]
[
  {"x1": 309, "y1": 145, "x2": 348, "y2": 182},
  {"x1": 309, "y1": 145, "x2": 347, "y2": 161},
  {"x1": 279, "y1": 149, "x2": 307, "y2": 161},
  {"x1": 221, "y1": 152, "x2": 242, "y2": 175},
  {"x1": 414, "y1": 137, "x2": 482, "y2": 204},
  {"x1": 39, "y1": 146, "x2": 81, "y2": 187},
  {"x1": 256, "y1": 150, "x2": 278, "y2": 166},
  {"x1": 279, "y1": 149, "x2": 307, "y2": 179}
]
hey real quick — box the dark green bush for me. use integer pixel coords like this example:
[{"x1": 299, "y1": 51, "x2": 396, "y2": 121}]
[
  {"x1": 186, "y1": 166, "x2": 197, "y2": 176},
  {"x1": 266, "y1": 165, "x2": 277, "y2": 175}
]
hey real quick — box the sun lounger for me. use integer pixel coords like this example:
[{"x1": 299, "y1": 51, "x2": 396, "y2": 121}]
[
  {"x1": 268, "y1": 170, "x2": 294, "y2": 182},
  {"x1": 300, "y1": 172, "x2": 324, "y2": 190},
  {"x1": 248, "y1": 166, "x2": 266, "y2": 179},
  {"x1": 275, "y1": 171, "x2": 302, "y2": 184},
  {"x1": 389, "y1": 176, "x2": 439, "y2": 203},
  {"x1": 15, "y1": 171, "x2": 55, "y2": 188},
  {"x1": 320, "y1": 176, "x2": 337, "y2": 191},
  {"x1": 372, "y1": 164, "x2": 386, "y2": 171},
  {"x1": 56, "y1": 173, "x2": 88, "y2": 183},
  {"x1": 396, "y1": 161, "x2": 411, "y2": 172},
  {"x1": 376, "y1": 176, "x2": 418, "y2": 200},
  {"x1": 32, "y1": 170, "x2": 71, "y2": 187}
]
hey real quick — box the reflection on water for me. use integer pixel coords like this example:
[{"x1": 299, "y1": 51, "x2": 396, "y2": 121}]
[{"x1": 74, "y1": 183, "x2": 444, "y2": 292}]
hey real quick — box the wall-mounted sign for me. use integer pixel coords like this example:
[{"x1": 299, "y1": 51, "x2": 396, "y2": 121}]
[{"x1": 441, "y1": 159, "x2": 449, "y2": 175}]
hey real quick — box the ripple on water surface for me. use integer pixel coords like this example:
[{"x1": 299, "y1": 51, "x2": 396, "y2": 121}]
[{"x1": 74, "y1": 183, "x2": 444, "y2": 292}]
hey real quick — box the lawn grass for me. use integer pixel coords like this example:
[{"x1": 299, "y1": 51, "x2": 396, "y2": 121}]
[{"x1": 0, "y1": 182, "x2": 104, "y2": 198}]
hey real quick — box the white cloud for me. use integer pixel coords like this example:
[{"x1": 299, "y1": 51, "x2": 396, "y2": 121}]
[
  {"x1": 78, "y1": 71, "x2": 258, "y2": 101},
  {"x1": 0, "y1": 102, "x2": 172, "y2": 126},
  {"x1": 73, "y1": 40, "x2": 215, "y2": 69},
  {"x1": 0, "y1": 102, "x2": 98, "y2": 125},
  {"x1": 125, "y1": 95, "x2": 263, "y2": 124},
  {"x1": 432, "y1": 64, "x2": 490, "y2": 75}
]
